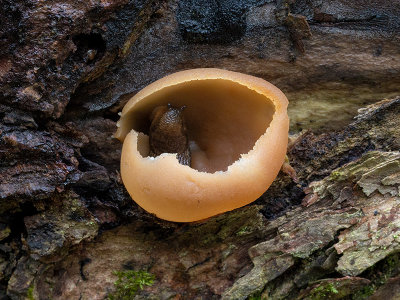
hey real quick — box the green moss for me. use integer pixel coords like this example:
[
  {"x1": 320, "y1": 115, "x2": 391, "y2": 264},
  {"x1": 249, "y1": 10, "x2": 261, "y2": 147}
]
[
  {"x1": 27, "y1": 284, "x2": 35, "y2": 300},
  {"x1": 351, "y1": 285, "x2": 375, "y2": 300},
  {"x1": 308, "y1": 282, "x2": 339, "y2": 300},
  {"x1": 330, "y1": 170, "x2": 345, "y2": 181},
  {"x1": 351, "y1": 253, "x2": 400, "y2": 299},
  {"x1": 108, "y1": 270, "x2": 155, "y2": 300},
  {"x1": 247, "y1": 291, "x2": 265, "y2": 300},
  {"x1": 237, "y1": 226, "x2": 251, "y2": 236},
  {"x1": 385, "y1": 254, "x2": 399, "y2": 269}
]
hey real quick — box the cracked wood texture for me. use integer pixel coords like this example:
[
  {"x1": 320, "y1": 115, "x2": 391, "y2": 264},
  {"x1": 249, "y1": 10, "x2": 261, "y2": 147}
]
[{"x1": 1, "y1": 0, "x2": 400, "y2": 299}]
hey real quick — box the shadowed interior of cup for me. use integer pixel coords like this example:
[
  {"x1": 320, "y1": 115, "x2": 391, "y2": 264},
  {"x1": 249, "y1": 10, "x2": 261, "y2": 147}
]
[{"x1": 124, "y1": 79, "x2": 275, "y2": 173}]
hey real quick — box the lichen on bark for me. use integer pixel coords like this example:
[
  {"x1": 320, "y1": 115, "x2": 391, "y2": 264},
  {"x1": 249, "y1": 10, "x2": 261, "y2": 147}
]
[{"x1": 2, "y1": 0, "x2": 400, "y2": 299}]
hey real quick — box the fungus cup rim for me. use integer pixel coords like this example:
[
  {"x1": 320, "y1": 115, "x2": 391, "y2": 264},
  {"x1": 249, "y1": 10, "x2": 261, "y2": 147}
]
[{"x1": 116, "y1": 68, "x2": 289, "y2": 222}]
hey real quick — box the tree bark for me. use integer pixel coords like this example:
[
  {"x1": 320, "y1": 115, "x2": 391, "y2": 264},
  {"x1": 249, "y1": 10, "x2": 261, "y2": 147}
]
[{"x1": 1, "y1": 0, "x2": 400, "y2": 299}]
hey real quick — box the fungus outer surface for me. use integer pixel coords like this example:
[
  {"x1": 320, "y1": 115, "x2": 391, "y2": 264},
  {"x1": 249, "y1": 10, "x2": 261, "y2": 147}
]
[{"x1": 115, "y1": 68, "x2": 289, "y2": 222}]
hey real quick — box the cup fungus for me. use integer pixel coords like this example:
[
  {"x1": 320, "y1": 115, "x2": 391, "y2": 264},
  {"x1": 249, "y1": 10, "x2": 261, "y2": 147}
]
[{"x1": 115, "y1": 68, "x2": 289, "y2": 222}]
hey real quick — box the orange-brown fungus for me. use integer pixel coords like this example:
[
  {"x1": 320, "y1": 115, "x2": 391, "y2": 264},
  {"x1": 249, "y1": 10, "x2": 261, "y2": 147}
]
[{"x1": 115, "y1": 68, "x2": 289, "y2": 222}]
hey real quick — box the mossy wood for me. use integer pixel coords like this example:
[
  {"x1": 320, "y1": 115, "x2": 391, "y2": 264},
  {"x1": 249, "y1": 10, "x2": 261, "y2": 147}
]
[{"x1": 1, "y1": 0, "x2": 400, "y2": 299}]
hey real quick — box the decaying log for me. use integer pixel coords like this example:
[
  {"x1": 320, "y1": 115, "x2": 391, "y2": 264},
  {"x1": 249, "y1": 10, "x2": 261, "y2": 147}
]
[
  {"x1": 1, "y1": 0, "x2": 400, "y2": 299},
  {"x1": 5, "y1": 97, "x2": 400, "y2": 299}
]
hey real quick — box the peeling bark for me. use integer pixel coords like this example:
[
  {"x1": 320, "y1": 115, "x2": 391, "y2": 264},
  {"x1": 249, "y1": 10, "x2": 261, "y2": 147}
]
[{"x1": 1, "y1": 0, "x2": 400, "y2": 299}]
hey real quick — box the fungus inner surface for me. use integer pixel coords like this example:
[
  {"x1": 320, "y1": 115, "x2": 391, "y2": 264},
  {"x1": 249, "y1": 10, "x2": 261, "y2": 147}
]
[{"x1": 126, "y1": 79, "x2": 275, "y2": 173}]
